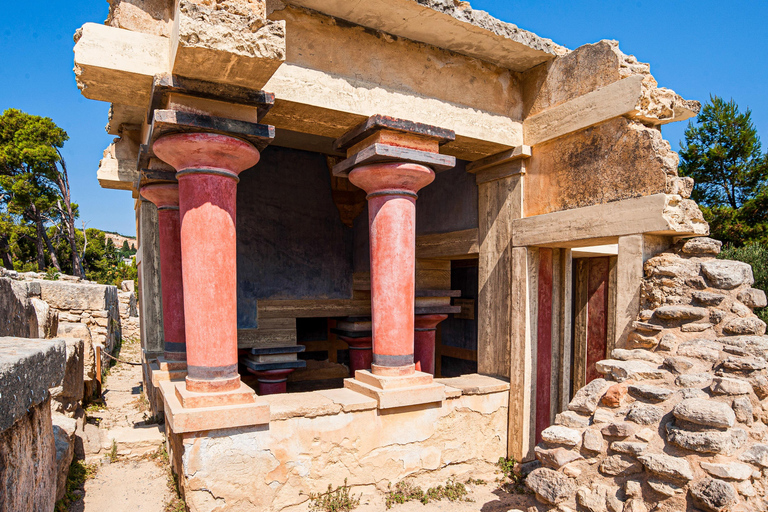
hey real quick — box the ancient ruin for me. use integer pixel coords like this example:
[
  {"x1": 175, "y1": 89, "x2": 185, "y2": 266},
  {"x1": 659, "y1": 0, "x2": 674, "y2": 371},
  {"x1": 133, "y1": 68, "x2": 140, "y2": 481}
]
[{"x1": 32, "y1": 0, "x2": 765, "y2": 510}]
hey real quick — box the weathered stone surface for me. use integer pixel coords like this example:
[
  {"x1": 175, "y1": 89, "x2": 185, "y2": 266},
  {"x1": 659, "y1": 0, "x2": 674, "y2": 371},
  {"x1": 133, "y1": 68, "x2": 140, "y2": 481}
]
[
  {"x1": 601, "y1": 384, "x2": 627, "y2": 407},
  {"x1": 628, "y1": 384, "x2": 674, "y2": 402},
  {"x1": 710, "y1": 376, "x2": 752, "y2": 396},
  {"x1": 0, "y1": 277, "x2": 36, "y2": 337},
  {"x1": 673, "y1": 398, "x2": 735, "y2": 428},
  {"x1": 541, "y1": 425, "x2": 581, "y2": 447},
  {"x1": 0, "y1": 396, "x2": 57, "y2": 512},
  {"x1": 732, "y1": 396, "x2": 753, "y2": 425},
  {"x1": 576, "y1": 485, "x2": 610, "y2": 512},
  {"x1": 525, "y1": 468, "x2": 575, "y2": 505},
  {"x1": 556, "y1": 410, "x2": 591, "y2": 428},
  {"x1": 569, "y1": 378, "x2": 611, "y2": 414},
  {"x1": 52, "y1": 415, "x2": 76, "y2": 502},
  {"x1": 50, "y1": 338, "x2": 84, "y2": 413},
  {"x1": 692, "y1": 291, "x2": 727, "y2": 306},
  {"x1": 700, "y1": 461, "x2": 754, "y2": 481},
  {"x1": 626, "y1": 331, "x2": 659, "y2": 349},
  {"x1": 738, "y1": 288, "x2": 767, "y2": 309},
  {"x1": 689, "y1": 478, "x2": 738, "y2": 512},
  {"x1": 626, "y1": 403, "x2": 663, "y2": 425},
  {"x1": 582, "y1": 429, "x2": 604, "y2": 453},
  {"x1": 666, "y1": 425, "x2": 747, "y2": 455},
  {"x1": 700, "y1": 260, "x2": 754, "y2": 290},
  {"x1": 664, "y1": 356, "x2": 697, "y2": 374},
  {"x1": 535, "y1": 446, "x2": 583, "y2": 469},
  {"x1": 0, "y1": 337, "x2": 66, "y2": 431},
  {"x1": 648, "y1": 478, "x2": 684, "y2": 497},
  {"x1": 681, "y1": 322, "x2": 713, "y2": 332},
  {"x1": 654, "y1": 305, "x2": 709, "y2": 321},
  {"x1": 601, "y1": 422, "x2": 634, "y2": 438},
  {"x1": 681, "y1": 237, "x2": 722, "y2": 256},
  {"x1": 675, "y1": 373, "x2": 713, "y2": 388},
  {"x1": 677, "y1": 341, "x2": 721, "y2": 362},
  {"x1": 644, "y1": 253, "x2": 700, "y2": 280},
  {"x1": 592, "y1": 409, "x2": 615, "y2": 424},
  {"x1": 599, "y1": 455, "x2": 642, "y2": 476},
  {"x1": 611, "y1": 348, "x2": 662, "y2": 364},
  {"x1": 731, "y1": 301, "x2": 752, "y2": 318},
  {"x1": 739, "y1": 444, "x2": 768, "y2": 467},
  {"x1": 722, "y1": 316, "x2": 766, "y2": 336},
  {"x1": 596, "y1": 359, "x2": 665, "y2": 382},
  {"x1": 638, "y1": 452, "x2": 694, "y2": 481},
  {"x1": 39, "y1": 280, "x2": 116, "y2": 311},
  {"x1": 610, "y1": 441, "x2": 647, "y2": 456},
  {"x1": 723, "y1": 356, "x2": 766, "y2": 372}
]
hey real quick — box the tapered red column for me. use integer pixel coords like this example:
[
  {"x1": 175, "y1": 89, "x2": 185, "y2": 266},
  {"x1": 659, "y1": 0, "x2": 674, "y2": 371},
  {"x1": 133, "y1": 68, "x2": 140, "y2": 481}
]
[
  {"x1": 349, "y1": 163, "x2": 434, "y2": 376},
  {"x1": 413, "y1": 313, "x2": 447, "y2": 375},
  {"x1": 153, "y1": 133, "x2": 260, "y2": 393},
  {"x1": 140, "y1": 183, "x2": 186, "y2": 362}
]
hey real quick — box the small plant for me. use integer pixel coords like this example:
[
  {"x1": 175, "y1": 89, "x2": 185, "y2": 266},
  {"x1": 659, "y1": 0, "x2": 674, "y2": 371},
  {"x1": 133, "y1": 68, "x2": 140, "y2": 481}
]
[
  {"x1": 43, "y1": 267, "x2": 60, "y2": 281},
  {"x1": 308, "y1": 479, "x2": 361, "y2": 512},
  {"x1": 109, "y1": 439, "x2": 118, "y2": 463},
  {"x1": 54, "y1": 459, "x2": 98, "y2": 511},
  {"x1": 496, "y1": 457, "x2": 529, "y2": 495},
  {"x1": 385, "y1": 478, "x2": 469, "y2": 508},
  {"x1": 465, "y1": 478, "x2": 486, "y2": 486}
]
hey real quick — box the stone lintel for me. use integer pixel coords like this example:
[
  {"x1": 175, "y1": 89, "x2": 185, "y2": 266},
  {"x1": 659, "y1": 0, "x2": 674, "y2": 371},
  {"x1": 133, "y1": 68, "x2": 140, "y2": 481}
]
[
  {"x1": 334, "y1": 114, "x2": 455, "y2": 153},
  {"x1": 332, "y1": 143, "x2": 456, "y2": 177},
  {"x1": 159, "y1": 380, "x2": 269, "y2": 433},
  {"x1": 147, "y1": 74, "x2": 275, "y2": 126},
  {"x1": 344, "y1": 377, "x2": 445, "y2": 409},
  {"x1": 465, "y1": 146, "x2": 532, "y2": 174}
]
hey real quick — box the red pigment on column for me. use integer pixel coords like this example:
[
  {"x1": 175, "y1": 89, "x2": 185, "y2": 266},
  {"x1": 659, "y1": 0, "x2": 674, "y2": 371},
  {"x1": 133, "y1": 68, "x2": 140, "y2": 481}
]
[
  {"x1": 535, "y1": 248, "x2": 553, "y2": 445},
  {"x1": 586, "y1": 257, "x2": 610, "y2": 384},
  {"x1": 413, "y1": 314, "x2": 447, "y2": 375}
]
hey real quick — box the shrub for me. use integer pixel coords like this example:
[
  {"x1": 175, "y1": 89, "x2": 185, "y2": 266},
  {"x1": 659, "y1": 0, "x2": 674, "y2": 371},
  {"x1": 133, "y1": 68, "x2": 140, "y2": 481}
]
[{"x1": 719, "y1": 242, "x2": 768, "y2": 323}]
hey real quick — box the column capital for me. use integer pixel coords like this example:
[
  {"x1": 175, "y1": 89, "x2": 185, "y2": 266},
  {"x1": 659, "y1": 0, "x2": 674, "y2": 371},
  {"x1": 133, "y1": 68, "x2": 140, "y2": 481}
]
[
  {"x1": 153, "y1": 132, "x2": 261, "y2": 178},
  {"x1": 140, "y1": 182, "x2": 180, "y2": 210}
]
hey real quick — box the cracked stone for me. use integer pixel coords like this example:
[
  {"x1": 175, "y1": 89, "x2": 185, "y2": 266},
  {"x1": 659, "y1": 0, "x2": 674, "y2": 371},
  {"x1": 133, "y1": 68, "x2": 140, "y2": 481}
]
[{"x1": 676, "y1": 341, "x2": 721, "y2": 362}]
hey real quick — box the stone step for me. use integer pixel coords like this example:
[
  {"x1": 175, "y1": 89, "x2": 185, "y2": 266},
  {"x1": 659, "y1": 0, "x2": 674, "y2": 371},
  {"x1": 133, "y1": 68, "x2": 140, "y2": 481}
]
[{"x1": 101, "y1": 425, "x2": 165, "y2": 458}]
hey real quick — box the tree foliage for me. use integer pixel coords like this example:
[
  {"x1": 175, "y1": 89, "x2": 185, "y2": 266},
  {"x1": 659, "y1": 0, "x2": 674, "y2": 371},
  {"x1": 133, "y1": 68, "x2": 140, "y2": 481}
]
[{"x1": 679, "y1": 96, "x2": 768, "y2": 246}]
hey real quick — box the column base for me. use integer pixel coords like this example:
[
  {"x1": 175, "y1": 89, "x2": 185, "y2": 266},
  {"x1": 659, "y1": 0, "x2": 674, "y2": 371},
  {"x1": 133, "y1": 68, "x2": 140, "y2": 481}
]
[
  {"x1": 148, "y1": 358, "x2": 188, "y2": 415},
  {"x1": 344, "y1": 369, "x2": 445, "y2": 409},
  {"x1": 158, "y1": 380, "x2": 270, "y2": 433},
  {"x1": 247, "y1": 368, "x2": 295, "y2": 395}
]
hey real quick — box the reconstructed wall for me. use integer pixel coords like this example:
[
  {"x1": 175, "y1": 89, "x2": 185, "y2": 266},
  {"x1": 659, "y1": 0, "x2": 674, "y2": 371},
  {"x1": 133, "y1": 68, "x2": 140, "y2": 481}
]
[
  {"x1": 169, "y1": 376, "x2": 509, "y2": 512},
  {"x1": 527, "y1": 238, "x2": 768, "y2": 512}
]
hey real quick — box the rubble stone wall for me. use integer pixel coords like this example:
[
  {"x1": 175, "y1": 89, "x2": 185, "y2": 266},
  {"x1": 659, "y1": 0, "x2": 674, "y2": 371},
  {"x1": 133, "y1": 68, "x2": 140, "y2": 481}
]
[
  {"x1": 172, "y1": 382, "x2": 509, "y2": 512},
  {"x1": 527, "y1": 237, "x2": 768, "y2": 512}
]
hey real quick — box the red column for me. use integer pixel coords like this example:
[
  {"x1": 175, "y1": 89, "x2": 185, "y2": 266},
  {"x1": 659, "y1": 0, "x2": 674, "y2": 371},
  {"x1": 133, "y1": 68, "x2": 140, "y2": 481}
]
[
  {"x1": 348, "y1": 163, "x2": 434, "y2": 376},
  {"x1": 339, "y1": 335, "x2": 373, "y2": 373},
  {"x1": 413, "y1": 314, "x2": 447, "y2": 375},
  {"x1": 153, "y1": 133, "x2": 260, "y2": 393},
  {"x1": 140, "y1": 183, "x2": 186, "y2": 362}
]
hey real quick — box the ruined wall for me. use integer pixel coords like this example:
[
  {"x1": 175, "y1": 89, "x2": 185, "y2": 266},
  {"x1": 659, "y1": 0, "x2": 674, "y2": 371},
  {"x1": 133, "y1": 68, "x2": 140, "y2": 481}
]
[
  {"x1": 236, "y1": 146, "x2": 354, "y2": 327},
  {"x1": 527, "y1": 238, "x2": 768, "y2": 512},
  {"x1": 171, "y1": 378, "x2": 508, "y2": 512}
]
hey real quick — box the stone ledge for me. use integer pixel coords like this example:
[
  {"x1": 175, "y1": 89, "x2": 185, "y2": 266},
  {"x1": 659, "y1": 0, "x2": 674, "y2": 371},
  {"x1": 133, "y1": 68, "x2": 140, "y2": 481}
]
[
  {"x1": 159, "y1": 380, "x2": 269, "y2": 434},
  {"x1": 435, "y1": 373, "x2": 510, "y2": 395},
  {"x1": 265, "y1": 391, "x2": 342, "y2": 420},
  {"x1": 0, "y1": 337, "x2": 66, "y2": 432},
  {"x1": 149, "y1": 360, "x2": 187, "y2": 387},
  {"x1": 344, "y1": 377, "x2": 445, "y2": 409}
]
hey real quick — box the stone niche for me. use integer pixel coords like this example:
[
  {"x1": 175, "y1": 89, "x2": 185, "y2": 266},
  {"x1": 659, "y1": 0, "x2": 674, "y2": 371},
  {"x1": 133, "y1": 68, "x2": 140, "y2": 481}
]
[{"x1": 168, "y1": 375, "x2": 509, "y2": 512}]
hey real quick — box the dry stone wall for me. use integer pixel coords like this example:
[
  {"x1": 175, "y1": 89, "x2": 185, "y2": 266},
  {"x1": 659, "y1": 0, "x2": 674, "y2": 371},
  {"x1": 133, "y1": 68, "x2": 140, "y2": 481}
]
[{"x1": 527, "y1": 237, "x2": 768, "y2": 512}]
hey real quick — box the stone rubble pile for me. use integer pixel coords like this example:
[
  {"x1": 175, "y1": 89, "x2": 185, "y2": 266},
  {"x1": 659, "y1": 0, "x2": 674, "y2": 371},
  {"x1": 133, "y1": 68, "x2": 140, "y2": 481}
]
[{"x1": 526, "y1": 237, "x2": 768, "y2": 512}]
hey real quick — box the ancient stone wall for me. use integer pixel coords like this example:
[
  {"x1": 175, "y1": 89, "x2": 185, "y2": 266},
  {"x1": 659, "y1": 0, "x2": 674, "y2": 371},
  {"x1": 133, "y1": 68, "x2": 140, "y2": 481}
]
[
  {"x1": 171, "y1": 376, "x2": 509, "y2": 512},
  {"x1": 527, "y1": 237, "x2": 768, "y2": 512},
  {"x1": 0, "y1": 337, "x2": 65, "y2": 512}
]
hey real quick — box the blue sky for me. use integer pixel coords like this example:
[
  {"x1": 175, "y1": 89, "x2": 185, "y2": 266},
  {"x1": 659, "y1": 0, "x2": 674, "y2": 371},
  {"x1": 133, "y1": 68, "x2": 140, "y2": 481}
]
[{"x1": 1, "y1": 1, "x2": 766, "y2": 236}]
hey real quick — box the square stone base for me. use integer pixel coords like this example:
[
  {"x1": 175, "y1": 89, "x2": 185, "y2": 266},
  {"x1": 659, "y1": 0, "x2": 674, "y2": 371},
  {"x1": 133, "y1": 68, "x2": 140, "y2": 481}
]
[
  {"x1": 159, "y1": 381, "x2": 270, "y2": 433},
  {"x1": 344, "y1": 370, "x2": 445, "y2": 409},
  {"x1": 149, "y1": 360, "x2": 187, "y2": 388}
]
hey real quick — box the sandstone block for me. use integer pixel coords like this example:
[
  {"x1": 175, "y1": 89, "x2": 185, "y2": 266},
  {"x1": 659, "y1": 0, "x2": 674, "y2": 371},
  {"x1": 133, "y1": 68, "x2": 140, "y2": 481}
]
[
  {"x1": 39, "y1": 280, "x2": 117, "y2": 311},
  {"x1": 689, "y1": 478, "x2": 738, "y2": 512},
  {"x1": 676, "y1": 340, "x2": 721, "y2": 362},
  {"x1": 610, "y1": 441, "x2": 647, "y2": 456},
  {"x1": 611, "y1": 348, "x2": 662, "y2": 364},
  {"x1": 592, "y1": 409, "x2": 615, "y2": 424},
  {"x1": 681, "y1": 237, "x2": 722, "y2": 256},
  {"x1": 534, "y1": 446, "x2": 582, "y2": 469},
  {"x1": 647, "y1": 478, "x2": 684, "y2": 497},
  {"x1": 555, "y1": 410, "x2": 591, "y2": 428},
  {"x1": 675, "y1": 373, "x2": 712, "y2": 388},
  {"x1": 673, "y1": 398, "x2": 735, "y2": 428},
  {"x1": 710, "y1": 376, "x2": 752, "y2": 396},
  {"x1": 731, "y1": 301, "x2": 752, "y2": 317},
  {"x1": 700, "y1": 260, "x2": 754, "y2": 290},
  {"x1": 681, "y1": 322, "x2": 713, "y2": 332},
  {"x1": 525, "y1": 468, "x2": 575, "y2": 505},
  {"x1": 732, "y1": 396, "x2": 753, "y2": 424},
  {"x1": 663, "y1": 356, "x2": 697, "y2": 374},
  {"x1": 601, "y1": 422, "x2": 634, "y2": 438},
  {"x1": 723, "y1": 356, "x2": 766, "y2": 371},
  {"x1": 626, "y1": 331, "x2": 659, "y2": 349},
  {"x1": 601, "y1": 384, "x2": 626, "y2": 407},
  {"x1": 638, "y1": 452, "x2": 694, "y2": 481},
  {"x1": 737, "y1": 288, "x2": 767, "y2": 308}
]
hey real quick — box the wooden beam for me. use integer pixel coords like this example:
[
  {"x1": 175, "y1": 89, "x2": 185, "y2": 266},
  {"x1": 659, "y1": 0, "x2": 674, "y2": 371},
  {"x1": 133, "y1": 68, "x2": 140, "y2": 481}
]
[
  {"x1": 438, "y1": 344, "x2": 478, "y2": 362},
  {"x1": 535, "y1": 248, "x2": 553, "y2": 445},
  {"x1": 512, "y1": 194, "x2": 697, "y2": 248},
  {"x1": 237, "y1": 318, "x2": 297, "y2": 348},
  {"x1": 523, "y1": 75, "x2": 644, "y2": 146},
  {"x1": 558, "y1": 249, "x2": 573, "y2": 411},
  {"x1": 586, "y1": 258, "x2": 610, "y2": 383},
  {"x1": 257, "y1": 299, "x2": 371, "y2": 319},
  {"x1": 572, "y1": 259, "x2": 589, "y2": 392},
  {"x1": 416, "y1": 229, "x2": 479, "y2": 259}
]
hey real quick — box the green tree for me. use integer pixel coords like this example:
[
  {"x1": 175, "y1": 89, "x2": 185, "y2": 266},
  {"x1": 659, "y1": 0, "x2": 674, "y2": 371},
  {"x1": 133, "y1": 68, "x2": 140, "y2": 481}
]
[{"x1": 0, "y1": 109, "x2": 84, "y2": 275}]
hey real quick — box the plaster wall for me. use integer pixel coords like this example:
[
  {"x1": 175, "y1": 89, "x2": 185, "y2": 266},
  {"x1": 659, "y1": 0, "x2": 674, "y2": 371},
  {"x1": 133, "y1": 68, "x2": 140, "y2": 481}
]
[{"x1": 172, "y1": 387, "x2": 508, "y2": 512}]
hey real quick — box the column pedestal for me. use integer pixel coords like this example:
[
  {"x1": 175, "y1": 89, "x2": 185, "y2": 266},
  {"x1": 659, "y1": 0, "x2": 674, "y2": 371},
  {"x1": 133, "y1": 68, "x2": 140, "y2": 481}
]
[
  {"x1": 413, "y1": 314, "x2": 448, "y2": 375},
  {"x1": 246, "y1": 369, "x2": 296, "y2": 395}
]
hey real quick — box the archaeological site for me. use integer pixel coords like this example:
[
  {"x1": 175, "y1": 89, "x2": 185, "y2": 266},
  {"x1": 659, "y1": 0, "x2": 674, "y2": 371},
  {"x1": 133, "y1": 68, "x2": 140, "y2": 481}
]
[{"x1": 2, "y1": 0, "x2": 767, "y2": 511}]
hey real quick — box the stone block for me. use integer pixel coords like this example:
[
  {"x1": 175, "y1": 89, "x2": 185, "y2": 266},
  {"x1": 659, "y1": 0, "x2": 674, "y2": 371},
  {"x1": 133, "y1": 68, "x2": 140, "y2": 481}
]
[
  {"x1": 50, "y1": 338, "x2": 85, "y2": 412},
  {"x1": 344, "y1": 376, "x2": 445, "y2": 410},
  {"x1": 52, "y1": 415, "x2": 76, "y2": 502},
  {"x1": 0, "y1": 277, "x2": 35, "y2": 338},
  {"x1": 700, "y1": 260, "x2": 754, "y2": 290},
  {"x1": 0, "y1": 337, "x2": 65, "y2": 432},
  {"x1": 29, "y1": 298, "x2": 58, "y2": 339},
  {"x1": 39, "y1": 280, "x2": 117, "y2": 311}
]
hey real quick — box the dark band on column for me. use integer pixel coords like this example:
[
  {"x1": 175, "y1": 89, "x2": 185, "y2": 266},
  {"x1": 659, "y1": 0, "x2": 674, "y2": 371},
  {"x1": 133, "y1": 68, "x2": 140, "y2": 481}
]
[
  {"x1": 372, "y1": 353, "x2": 414, "y2": 367},
  {"x1": 164, "y1": 341, "x2": 187, "y2": 352}
]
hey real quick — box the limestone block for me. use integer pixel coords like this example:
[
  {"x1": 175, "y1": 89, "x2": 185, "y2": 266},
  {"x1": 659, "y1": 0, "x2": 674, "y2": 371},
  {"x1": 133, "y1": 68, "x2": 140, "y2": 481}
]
[
  {"x1": 739, "y1": 444, "x2": 768, "y2": 467},
  {"x1": 50, "y1": 338, "x2": 85, "y2": 413},
  {"x1": 52, "y1": 415, "x2": 76, "y2": 502},
  {"x1": 0, "y1": 277, "x2": 36, "y2": 338},
  {"x1": 700, "y1": 260, "x2": 754, "y2": 290},
  {"x1": 29, "y1": 298, "x2": 58, "y2": 339},
  {"x1": 673, "y1": 398, "x2": 736, "y2": 428},
  {"x1": 738, "y1": 288, "x2": 767, "y2": 309},
  {"x1": 689, "y1": 478, "x2": 738, "y2": 512},
  {"x1": 595, "y1": 359, "x2": 665, "y2": 382},
  {"x1": 700, "y1": 462, "x2": 754, "y2": 481},
  {"x1": 638, "y1": 453, "x2": 694, "y2": 482},
  {"x1": 682, "y1": 237, "x2": 722, "y2": 256},
  {"x1": 525, "y1": 467, "x2": 575, "y2": 505},
  {"x1": 722, "y1": 317, "x2": 767, "y2": 336},
  {"x1": 106, "y1": 0, "x2": 174, "y2": 37},
  {"x1": 626, "y1": 402, "x2": 662, "y2": 425},
  {"x1": 666, "y1": 425, "x2": 747, "y2": 456},
  {"x1": 0, "y1": 396, "x2": 57, "y2": 512},
  {"x1": 171, "y1": 0, "x2": 285, "y2": 89},
  {"x1": 540, "y1": 425, "x2": 581, "y2": 447},
  {"x1": 710, "y1": 377, "x2": 752, "y2": 396},
  {"x1": 39, "y1": 280, "x2": 117, "y2": 312},
  {"x1": 568, "y1": 378, "x2": 611, "y2": 414},
  {"x1": 97, "y1": 136, "x2": 140, "y2": 191},
  {"x1": 598, "y1": 454, "x2": 642, "y2": 476},
  {"x1": 627, "y1": 384, "x2": 674, "y2": 402}
]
